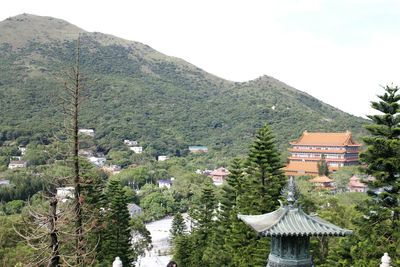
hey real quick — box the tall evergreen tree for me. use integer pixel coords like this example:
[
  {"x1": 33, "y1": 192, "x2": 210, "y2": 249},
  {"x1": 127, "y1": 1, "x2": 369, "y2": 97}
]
[
  {"x1": 229, "y1": 124, "x2": 285, "y2": 267},
  {"x1": 170, "y1": 212, "x2": 186, "y2": 238},
  {"x1": 188, "y1": 184, "x2": 217, "y2": 266},
  {"x1": 239, "y1": 123, "x2": 285, "y2": 214},
  {"x1": 100, "y1": 180, "x2": 135, "y2": 266},
  {"x1": 326, "y1": 85, "x2": 400, "y2": 266}
]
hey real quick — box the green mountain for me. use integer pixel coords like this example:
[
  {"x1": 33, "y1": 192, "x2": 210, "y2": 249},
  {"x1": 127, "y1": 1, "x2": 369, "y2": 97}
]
[{"x1": 0, "y1": 14, "x2": 367, "y2": 158}]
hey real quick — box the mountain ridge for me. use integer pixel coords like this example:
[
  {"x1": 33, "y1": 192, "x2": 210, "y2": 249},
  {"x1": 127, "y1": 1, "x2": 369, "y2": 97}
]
[{"x1": 0, "y1": 14, "x2": 367, "y2": 159}]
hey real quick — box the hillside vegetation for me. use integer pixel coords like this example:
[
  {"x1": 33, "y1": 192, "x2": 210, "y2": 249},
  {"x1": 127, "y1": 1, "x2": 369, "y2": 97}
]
[{"x1": 0, "y1": 14, "x2": 367, "y2": 159}]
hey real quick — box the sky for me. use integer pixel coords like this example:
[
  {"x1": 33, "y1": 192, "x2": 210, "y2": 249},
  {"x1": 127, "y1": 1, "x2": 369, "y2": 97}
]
[{"x1": 1, "y1": 0, "x2": 400, "y2": 118}]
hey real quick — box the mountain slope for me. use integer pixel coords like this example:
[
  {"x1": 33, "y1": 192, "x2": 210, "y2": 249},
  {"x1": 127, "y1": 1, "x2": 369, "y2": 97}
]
[{"x1": 0, "y1": 14, "x2": 367, "y2": 158}]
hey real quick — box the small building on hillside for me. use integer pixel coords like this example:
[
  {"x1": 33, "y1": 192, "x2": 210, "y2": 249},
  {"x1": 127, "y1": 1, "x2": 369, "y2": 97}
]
[
  {"x1": 348, "y1": 175, "x2": 367, "y2": 192},
  {"x1": 129, "y1": 146, "x2": 143, "y2": 154},
  {"x1": 157, "y1": 155, "x2": 168, "y2": 161},
  {"x1": 284, "y1": 131, "x2": 361, "y2": 176},
  {"x1": 309, "y1": 175, "x2": 335, "y2": 190},
  {"x1": 78, "y1": 129, "x2": 95, "y2": 137},
  {"x1": 8, "y1": 160, "x2": 27, "y2": 169},
  {"x1": 124, "y1": 140, "x2": 138, "y2": 147},
  {"x1": 189, "y1": 146, "x2": 208, "y2": 153},
  {"x1": 0, "y1": 179, "x2": 10, "y2": 186},
  {"x1": 158, "y1": 179, "x2": 172, "y2": 189},
  {"x1": 210, "y1": 167, "x2": 230, "y2": 186},
  {"x1": 127, "y1": 203, "x2": 142, "y2": 217}
]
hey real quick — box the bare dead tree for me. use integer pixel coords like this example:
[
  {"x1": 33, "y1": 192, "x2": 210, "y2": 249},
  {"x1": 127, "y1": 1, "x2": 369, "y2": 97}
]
[{"x1": 61, "y1": 35, "x2": 85, "y2": 265}]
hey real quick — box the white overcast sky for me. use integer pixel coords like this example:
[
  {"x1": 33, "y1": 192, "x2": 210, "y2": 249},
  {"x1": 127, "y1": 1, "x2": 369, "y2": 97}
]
[{"x1": 2, "y1": 0, "x2": 400, "y2": 117}]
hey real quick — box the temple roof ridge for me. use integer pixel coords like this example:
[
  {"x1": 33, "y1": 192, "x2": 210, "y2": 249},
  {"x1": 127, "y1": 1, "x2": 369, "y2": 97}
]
[
  {"x1": 238, "y1": 205, "x2": 352, "y2": 237},
  {"x1": 238, "y1": 177, "x2": 352, "y2": 237}
]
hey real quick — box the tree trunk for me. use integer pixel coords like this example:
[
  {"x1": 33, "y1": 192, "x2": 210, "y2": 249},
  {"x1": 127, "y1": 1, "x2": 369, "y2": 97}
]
[{"x1": 48, "y1": 196, "x2": 60, "y2": 267}]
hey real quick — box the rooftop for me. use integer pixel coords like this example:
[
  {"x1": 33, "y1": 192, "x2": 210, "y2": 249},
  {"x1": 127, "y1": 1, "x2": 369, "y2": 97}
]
[
  {"x1": 238, "y1": 177, "x2": 352, "y2": 237},
  {"x1": 290, "y1": 131, "x2": 360, "y2": 146},
  {"x1": 238, "y1": 206, "x2": 351, "y2": 237},
  {"x1": 309, "y1": 175, "x2": 333, "y2": 183}
]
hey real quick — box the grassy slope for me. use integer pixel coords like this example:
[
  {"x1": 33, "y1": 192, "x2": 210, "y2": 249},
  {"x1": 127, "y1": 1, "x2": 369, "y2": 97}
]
[{"x1": 0, "y1": 14, "x2": 368, "y2": 159}]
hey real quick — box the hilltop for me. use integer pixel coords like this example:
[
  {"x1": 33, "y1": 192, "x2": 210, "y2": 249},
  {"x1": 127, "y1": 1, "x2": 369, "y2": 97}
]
[{"x1": 0, "y1": 14, "x2": 367, "y2": 158}]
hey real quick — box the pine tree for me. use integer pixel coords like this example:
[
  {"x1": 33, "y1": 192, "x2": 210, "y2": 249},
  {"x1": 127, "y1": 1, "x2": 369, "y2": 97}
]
[
  {"x1": 325, "y1": 85, "x2": 400, "y2": 266},
  {"x1": 239, "y1": 123, "x2": 285, "y2": 214},
  {"x1": 188, "y1": 184, "x2": 217, "y2": 266},
  {"x1": 100, "y1": 180, "x2": 135, "y2": 266},
  {"x1": 170, "y1": 212, "x2": 186, "y2": 238},
  {"x1": 229, "y1": 124, "x2": 285, "y2": 267}
]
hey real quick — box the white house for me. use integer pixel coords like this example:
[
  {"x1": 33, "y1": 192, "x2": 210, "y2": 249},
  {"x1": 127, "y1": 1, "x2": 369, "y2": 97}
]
[
  {"x1": 158, "y1": 179, "x2": 172, "y2": 189},
  {"x1": 157, "y1": 155, "x2": 168, "y2": 161},
  {"x1": 0, "y1": 179, "x2": 10, "y2": 186},
  {"x1": 124, "y1": 140, "x2": 138, "y2": 147},
  {"x1": 129, "y1": 146, "x2": 143, "y2": 154},
  {"x1": 78, "y1": 129, "x2": 95, "y2": 137},
  {"x1": 8, "y1": 160, "x2": 27, "y2": 169},
  {"x1": 56, "y1": 187, "x2": 74, "y2": 203}
]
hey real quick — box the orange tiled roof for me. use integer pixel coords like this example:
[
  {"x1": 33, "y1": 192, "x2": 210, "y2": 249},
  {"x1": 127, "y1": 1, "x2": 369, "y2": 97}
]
[
  {"x1": 349, "y1": 175, "x2": 367, "y2": 188},
  {"x1": 290, "y1": 131, "x2": 360, "y2": 146},
  {"x1": 309, "y1": 175, "x2": 333, "y2": 183},
  {"x1": 211, "y1": 167, "x2": 230, "y2": 176},
  {"x1": 284, "y1": 161, "x2": 319, "y2": 173}
]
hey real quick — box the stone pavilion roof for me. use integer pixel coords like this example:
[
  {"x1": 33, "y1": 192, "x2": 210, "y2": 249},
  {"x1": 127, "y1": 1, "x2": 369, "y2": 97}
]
[{"x1": 238, "y1": 177, "x2": 352, "y2": 237}]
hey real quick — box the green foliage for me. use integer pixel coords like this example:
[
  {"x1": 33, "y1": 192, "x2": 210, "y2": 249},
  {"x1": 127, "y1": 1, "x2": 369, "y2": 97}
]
[
  {"x1": 171, "y1": 124, "x2": 286, "y2": 267},
  {"x1": 324, "y1": 85, "x2": 400, "y2": 266},
  {"x1": 317, "y1": 154, "x2": 329, "y2": 176},
  {"x1": 170, "y1": 212, "x2": 186, "y2": 238},
  {"x1": 0, "y1": 169, "x2": 45, "y2": 202},
  {"x1": 99, "y1": 180, "x2": 135, "y2": 266},
  {"x1": 130, "y1": 218, "x2": 152, "y2": 258},
  {"x1": 0, "y1": 16, "x2": 367, "y2": 163},
  {"x1": 138, "y1": 183, "x2": 176, "y2": 221}
]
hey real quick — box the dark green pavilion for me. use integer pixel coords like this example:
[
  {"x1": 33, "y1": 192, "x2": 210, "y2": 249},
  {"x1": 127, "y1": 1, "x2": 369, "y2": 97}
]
[{"x1": 238, "y1": 178, "x2": 352, "y2": 267}]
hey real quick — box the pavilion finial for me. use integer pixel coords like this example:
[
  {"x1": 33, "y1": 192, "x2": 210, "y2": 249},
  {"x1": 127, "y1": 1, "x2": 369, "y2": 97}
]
[{"x1": 284, "y1": 176, "x2": 298, "y2": 207}]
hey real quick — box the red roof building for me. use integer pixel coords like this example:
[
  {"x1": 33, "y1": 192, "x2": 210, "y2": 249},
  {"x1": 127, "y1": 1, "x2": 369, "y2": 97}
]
[
  {"x1": 210, "y1": 167, "x2": 230, "y2": 186},
  {"x1": 348, "y1": 175, "x2": 367, "y2": 192},
  {"x1": 284, "y1": 131, "x2": 361, "y2": 176}
]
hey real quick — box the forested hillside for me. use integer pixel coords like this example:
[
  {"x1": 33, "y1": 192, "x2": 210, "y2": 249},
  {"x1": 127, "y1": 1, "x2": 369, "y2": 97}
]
[{"x1": 0, "y1": 14, "x2": 367, "y2": 159}]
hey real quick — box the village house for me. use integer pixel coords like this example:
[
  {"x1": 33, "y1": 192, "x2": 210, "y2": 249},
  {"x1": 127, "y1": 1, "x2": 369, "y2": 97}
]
[
  {"x1": 348, "y1": 175, "x2": 367, "y2": 193},
  {"x1": 124, "y1": 140, "x2": 138, "y2": 147},
  {"x1": 127, "y1": 203, "x2": 142, "y2": 217},
  {"x1": 8, "y1": 160, "x2": 27, "y2": 169},
  {"x1": 189, "y1": 146, "x2": 208, "y2": 153},
  {"x1": 0, "y1": 179, "x2": 10, "y2": 186},
  {"x1": 157, "y1": 155, "x2": 168, "y2": 161},
  {"x1": 210, "y1": 167, "x2": 230, "y2": 186},
  {"x1": 78, "y1": 128, "x2": 95, "y2": 137},
  {"x1": 309, "y1": 175, "x2": 335, "y2": 190},
  {"x1": 129, "y1": 146, "x2": 143, "y2": 154},
  {"x1": 284, "y1": 131, "x2": 361, "y2": 176},
  {"x1": 158, "y1": 179, "x2": 172, "y2": 189}
]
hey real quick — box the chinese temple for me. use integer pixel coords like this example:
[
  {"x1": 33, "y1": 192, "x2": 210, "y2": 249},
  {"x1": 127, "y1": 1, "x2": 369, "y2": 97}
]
[
  {"x1": 284, "y1": 131, "x2": 361, "y2": 176},
  {"x1": 238, "y1": 177, "x2": 352, "y2": 267}
]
